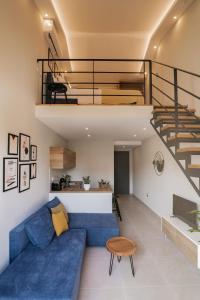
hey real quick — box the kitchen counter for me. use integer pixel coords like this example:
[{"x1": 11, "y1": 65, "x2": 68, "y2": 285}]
[
  {"x1": 49, "y1": 187, "x2": 113, "y2": 213},
  {"x1": 50, "y1": 187, "x2": 112, "y2": 193}
]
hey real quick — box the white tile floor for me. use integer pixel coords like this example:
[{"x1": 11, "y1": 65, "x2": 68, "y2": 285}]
[{"x1": 78, "y1": 195, "x2": 200, "y2": 300}]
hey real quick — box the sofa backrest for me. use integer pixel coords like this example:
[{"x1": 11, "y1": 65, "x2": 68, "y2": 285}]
[
  {"x1": 9, "y1": 198, "x2": 60, "y2": 263},
  {"x1": 9, "y1": 204, "x2": 46, "y2": 263}
]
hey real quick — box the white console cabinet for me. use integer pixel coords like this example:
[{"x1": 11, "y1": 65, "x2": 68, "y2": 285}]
[{"x1": 161, "y1": 216, "x2": 200, "y2": 269}]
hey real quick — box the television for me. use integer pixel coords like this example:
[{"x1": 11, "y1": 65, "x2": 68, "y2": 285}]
[{"x1": 173, "y1": 194, "x2": 198, "y2": 229}]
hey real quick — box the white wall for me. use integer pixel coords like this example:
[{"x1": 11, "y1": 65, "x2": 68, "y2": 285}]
[
  {"x1": 133, "y1": 135, "x2": 200, "y2": 217},
  {"x1": 0, "y1": 0, "x2": 67, "y2": 271},
  {"x1": 151, "y1": 0, "x2": 200, "y2": 113},
  {"x1": 66, "y1": 140, "x2": 114, "y2": 188},
  {"x1": 133, "y1": 0, "x2": 200, "y2": 217}
]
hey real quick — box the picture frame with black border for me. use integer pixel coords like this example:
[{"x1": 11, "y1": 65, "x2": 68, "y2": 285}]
[
  {"x1": 30, "y1": 163, "x2": 37, "y2": 179},
  {"x1": 30, "y1": 145, "x2": 37, "y2": 161},
  {"x1": 19, "y1": 163, "x2": 30, "y2": 193},
  {"x1": 3, "y1": 157, "x2": 18, "y2": 192},
  {"x1": 19, "y1": 133, "x2": 30, "y2": 162},
  {"x1": 8, "y1": 133, "x2": 18, "y2": 155}
]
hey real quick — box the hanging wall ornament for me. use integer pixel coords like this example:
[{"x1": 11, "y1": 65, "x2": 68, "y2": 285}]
[{"x1": 152, "y1": 151, "x2": 164, "y2": 176}]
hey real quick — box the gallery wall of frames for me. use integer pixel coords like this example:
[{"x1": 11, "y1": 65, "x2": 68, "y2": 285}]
[{"x1": 3, "y1": 133, "x2": 37, "y2": 193}]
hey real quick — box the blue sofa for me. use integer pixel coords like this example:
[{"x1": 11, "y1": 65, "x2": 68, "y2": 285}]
[{"x1": 0, "y1": 198, "x2": 119, "y2": 300}]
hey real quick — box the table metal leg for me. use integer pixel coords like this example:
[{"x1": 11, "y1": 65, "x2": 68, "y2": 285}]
[
  {"x1": 109, "y1": 253, "x2": 114, "y2": 276},
  {"x1": 129, "y1": 256, "x2": 135, "y2": 277}
]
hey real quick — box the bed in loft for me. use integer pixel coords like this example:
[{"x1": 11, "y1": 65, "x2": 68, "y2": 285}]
[
  {"x1": 101, "y1": 89, "x2": 144, "y2": 105},
  {"x1": 45, "y1": 72, "x2": 144, "y2": 105}
]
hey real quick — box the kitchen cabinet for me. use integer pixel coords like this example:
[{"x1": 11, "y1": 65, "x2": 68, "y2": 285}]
[{"x1": 50, "y1": 147, "x2": 76, "y2": 170}]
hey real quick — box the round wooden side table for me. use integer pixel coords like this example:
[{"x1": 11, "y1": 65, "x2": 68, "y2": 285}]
[{"x1": 106, "y1": 236, "x2": 137, "y2": 277}]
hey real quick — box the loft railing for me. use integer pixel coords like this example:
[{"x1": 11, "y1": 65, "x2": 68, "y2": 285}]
[
  {"x1": 37, "y1": 57, "x2": 200, "y2": 112},
  {"x1": 37, "y1": 58, "x2": 152, "y2": 105}
]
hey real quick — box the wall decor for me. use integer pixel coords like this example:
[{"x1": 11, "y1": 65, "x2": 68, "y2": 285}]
[
  {"x1": 31, "y1": 145, "x2": 37, "y2": 161},
  {"x1": 8, "y1": 133, "x2": 18, "y2": 155},
  {"x1": 19, "y1": 164, "x2": 30, "y2": 192},
  {"x1": 19, "y1": 133, "x2": 30, "y2": 162},
  {"x1": 3, "y1": 158, "x2": 18, "y2": 192},
  {"x1": 30, "y1": 163, "x2": 37, "y2": 179},
  {"x1": 152, "y1": 151, "x2": 164, "y2": 176}
]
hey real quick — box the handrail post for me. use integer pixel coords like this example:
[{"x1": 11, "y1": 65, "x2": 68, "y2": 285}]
[
  {"x1": 143, "y1": 62, "x2": 146, "y2": 104},
  {"x1": 41, "y1": 60, "x2": 44, "y2": 104},
  {"x1": 174, "y1": 68, "x2": 178, "y2": 149},
  {"x1": 93, "y1": 60, "x2": 94, "y2": 104},
  {"x1": 149, "y1": 60, "x2": 152, "y2": 105}
]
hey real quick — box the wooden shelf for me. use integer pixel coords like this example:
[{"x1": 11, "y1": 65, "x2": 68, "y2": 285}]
[{"x1": 50, "y1": 187, "x2": 112, "y2": 193}]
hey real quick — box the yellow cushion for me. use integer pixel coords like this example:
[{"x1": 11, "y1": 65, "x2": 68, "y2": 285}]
[
  {"x1": 51, "y1": 203, "x2": 69, "y2": 223},
  {"x1": 51, "y1": 210, "x2": 68, "y2": 237}
]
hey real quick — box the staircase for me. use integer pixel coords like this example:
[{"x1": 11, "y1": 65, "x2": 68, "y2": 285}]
[{"x1": 150, "y1": 105, "x2": 200, "y2": 196}]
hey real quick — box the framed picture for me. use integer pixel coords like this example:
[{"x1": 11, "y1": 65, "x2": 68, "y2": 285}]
[
  {"x1": 31, "y1": 145, "x2": 37, "y2": 161},
  {"x1": 19, "y1": 164, "x2": 30, "y2": 193},
  {"x1": 3, "y1": 158, "x2": 18, "y2": 192},
  {"x1": 19, "y1": 133, "x2": 30, "y2": 162},
  {"x1": 8, "y1": 134, "x2": 18, "y2": 155},
  {"x1": 30, "y1": 163, "x2": 37, "y2": 179}
]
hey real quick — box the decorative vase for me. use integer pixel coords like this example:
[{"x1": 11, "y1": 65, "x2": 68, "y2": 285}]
[{"x1": 83, "y1": 183, "x2": 90, "y2": 191}]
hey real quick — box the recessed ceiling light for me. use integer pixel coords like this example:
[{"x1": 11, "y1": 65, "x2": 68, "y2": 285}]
[
  {"x1": 143, "y1": 127, "x2": 147, "y2": 131},
  {"x1": 85, "y1": 127, "x2": 89, "y2": 131},
  {"x1": 153, "y1": 45, "x2": 157, "y2": 49},
  {"x1": 133, "y1": 134, "x2": 137, "y2": 137},
  {"x1": 87, "y1": 134, "x2": 91, "y2": 138},
  {"x1": 44, "y1": 13, "x2": 48, "y2": 17},
  {"x1": 173, "y1": 16, "x2": 177, "y2": 20}
]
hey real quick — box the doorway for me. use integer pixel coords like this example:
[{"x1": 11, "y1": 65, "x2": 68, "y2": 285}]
[{"x1": 114, "y1": 151, "x2": 130, "y2": 194}]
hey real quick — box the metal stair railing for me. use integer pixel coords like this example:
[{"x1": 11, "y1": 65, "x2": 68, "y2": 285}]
[{"x1": 150, "y1": 60, "x2": 200, "y2": 196}]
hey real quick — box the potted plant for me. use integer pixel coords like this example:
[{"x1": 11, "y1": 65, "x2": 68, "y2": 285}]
[
  {"x1": 98, "y1": 179, "x2": 110, "y2": 189},
  {"x1": 82, "y1": 176, "x2": 91, "y2": 191},
  {"x1": 64, "y1": 174, "x2": 71, "y2": 187},
  {"x1": 189, "y1": 210, "x2": 200, "y2": 232}
]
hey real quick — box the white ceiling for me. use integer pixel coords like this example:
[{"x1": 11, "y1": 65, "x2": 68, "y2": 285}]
[
  {"x1": 35, "y1": 105, "x2": 154, "y2": 142},
  {"x1": 145, "y1": 0, "x2": 195, "y2": 59},
  {"x1": 52, "y1": 0, "x2": 175, "y2": 59}
]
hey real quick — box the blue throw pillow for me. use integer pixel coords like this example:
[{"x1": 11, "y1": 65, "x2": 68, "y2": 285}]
[
  {"x1": 25, "y1": 207, "x2": 55, "y2": 249},
  {"x1": 46, "y1": 197, "x2": 61, "y2": 209}
]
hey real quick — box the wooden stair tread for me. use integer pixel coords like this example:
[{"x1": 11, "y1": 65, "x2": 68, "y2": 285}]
[
  {"x1": 161, "y1": 124, "x2": 200, "y2": 131},
  {"x1": 154, "y1": 105, "x2": 188, "y2": 109},
  {"x1": 177, "y1": 147, "x2": 200, "y2": 153},
  {"x1": 168, "y1": 133, "x2": 200, "y2": 141},
  {"x1": 156, "y1": 116, "x2": 197, "y2": 120},
  {"x1": 154, "y1": 108, "x2": 195, "y2": 113},
  {"x1": 188, "y1": 164, "x2": 200, "y2": 169}
]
